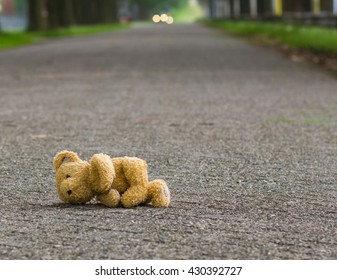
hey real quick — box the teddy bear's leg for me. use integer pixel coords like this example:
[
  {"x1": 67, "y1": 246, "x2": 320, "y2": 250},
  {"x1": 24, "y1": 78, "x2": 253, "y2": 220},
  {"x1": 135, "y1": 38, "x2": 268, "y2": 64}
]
[
  {"x1": 96, "y1": 189, "x2": 120, "y2": 208},
  {"x1": 120, "y1": 158, "x2": 150, "y2": 208},
  {"x1": 121, "y1": 185, "x2": 148, "y2": 208},
  {"x1": 146, "y1": 179, "x2": 170, "y2": 207}
]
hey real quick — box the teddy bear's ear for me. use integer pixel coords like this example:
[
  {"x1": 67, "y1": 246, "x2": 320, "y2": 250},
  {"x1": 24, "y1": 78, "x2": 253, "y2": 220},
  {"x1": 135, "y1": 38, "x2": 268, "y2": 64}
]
[
  {"x1": 53, "y1": 150, "x2": 81, "y2": 170},
  {"x1": 89, "y1": 154, "x2": 115, "y2": 194}
]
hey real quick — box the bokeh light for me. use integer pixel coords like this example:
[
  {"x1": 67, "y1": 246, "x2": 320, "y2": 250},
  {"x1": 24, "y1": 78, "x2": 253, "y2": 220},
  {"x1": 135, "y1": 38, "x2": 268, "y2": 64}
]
[
  {"x1": 166, "y1": 16, "x2": 174, "y2": 25},
  {"x1": 160, "y1": 13, "x2": 168, "y2": 23},
  {"x1": 152, "y1": 14, "x2": 160, "y2": 23}
]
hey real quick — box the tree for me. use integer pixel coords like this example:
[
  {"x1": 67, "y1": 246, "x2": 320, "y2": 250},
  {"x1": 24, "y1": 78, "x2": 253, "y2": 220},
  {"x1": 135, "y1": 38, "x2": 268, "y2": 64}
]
[
  {"x1": 28, "y1": 0, "x2": 47, "y2": 31},
  {"x1": 57, "y1": 0, "x2": 74, "y2": 27},
  {"x1": 98, "y1": 0, "x2": 118, "y2": 23},
  {"x1": 27, "y1": 0, "x2": 119, "y2": 31}
]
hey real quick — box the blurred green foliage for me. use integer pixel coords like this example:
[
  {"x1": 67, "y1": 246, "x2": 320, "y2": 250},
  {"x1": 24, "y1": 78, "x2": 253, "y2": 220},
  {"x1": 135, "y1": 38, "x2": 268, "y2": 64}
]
[
  {"x1": 171, "y1": 1, "x2": 203, "y2": 23},
  {"x1": 132, "y1": 0, "x2": 188, "y2": 13}
]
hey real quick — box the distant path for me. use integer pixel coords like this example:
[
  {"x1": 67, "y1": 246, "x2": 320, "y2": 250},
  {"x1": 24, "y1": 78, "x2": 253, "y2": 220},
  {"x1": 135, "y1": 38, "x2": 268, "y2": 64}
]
[{"x1": 0, "y1": 23, "x2": 336, "y2": 259}]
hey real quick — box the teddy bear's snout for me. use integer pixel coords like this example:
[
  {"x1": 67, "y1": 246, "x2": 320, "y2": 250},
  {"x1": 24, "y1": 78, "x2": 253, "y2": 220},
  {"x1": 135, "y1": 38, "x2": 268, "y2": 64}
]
[{"x1": 67, "y1": 190, "x2": 72, "y2": 195}]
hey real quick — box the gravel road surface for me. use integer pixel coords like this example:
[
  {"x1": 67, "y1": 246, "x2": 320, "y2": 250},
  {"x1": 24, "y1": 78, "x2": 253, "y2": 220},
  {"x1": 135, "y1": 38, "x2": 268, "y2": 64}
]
[{"x1": 0, "y1": 23, "x2": 336, "y2": 259}]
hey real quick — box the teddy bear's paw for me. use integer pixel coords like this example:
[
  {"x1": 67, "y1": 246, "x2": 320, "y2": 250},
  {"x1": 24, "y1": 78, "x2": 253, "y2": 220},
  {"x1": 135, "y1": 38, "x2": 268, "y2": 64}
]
[
  {"x1": 147, "y1": 179, "x2": 170, "y2": 207},
  {"x1": 96, "y1": 189, "x2": 120, "y2": 208}
]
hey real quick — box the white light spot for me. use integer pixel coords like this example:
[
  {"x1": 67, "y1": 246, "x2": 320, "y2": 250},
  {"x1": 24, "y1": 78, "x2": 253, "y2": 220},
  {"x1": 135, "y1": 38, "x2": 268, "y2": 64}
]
[
  {"x1": 160, "y1": 13, "x2": 168, "y2": 23},
  {"x1": 166, "y1": 16, "x2": 174, "y2": 25},
  {"x1": 152, "y1": 14, "x2": 160, "y2": 23}
]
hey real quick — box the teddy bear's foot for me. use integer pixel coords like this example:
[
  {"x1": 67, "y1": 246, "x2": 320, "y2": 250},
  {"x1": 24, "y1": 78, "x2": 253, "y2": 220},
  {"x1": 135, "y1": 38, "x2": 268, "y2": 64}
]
[
  {"x1": 96, "y1": 189, "x2": 120, "y2": 207},
  {"x1": 147, "y1": 179, "x2": 170, "y2": 207}
]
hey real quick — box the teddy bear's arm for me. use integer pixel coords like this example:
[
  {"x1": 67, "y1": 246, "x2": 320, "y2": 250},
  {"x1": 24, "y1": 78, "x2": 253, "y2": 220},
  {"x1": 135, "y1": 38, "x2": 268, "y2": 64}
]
[
  {"x1": 89, "y1": 154, "x2": 115, "y2": 194},
  {"x1": 120, "y1": 157, "x2": 149, "y2": 208}
]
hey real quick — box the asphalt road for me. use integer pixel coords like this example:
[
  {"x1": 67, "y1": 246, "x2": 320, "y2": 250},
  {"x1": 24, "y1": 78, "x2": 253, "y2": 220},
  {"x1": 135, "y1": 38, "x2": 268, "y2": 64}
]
[{"x1": 0, "y1": 23, "x2": 336, "y2": 259}]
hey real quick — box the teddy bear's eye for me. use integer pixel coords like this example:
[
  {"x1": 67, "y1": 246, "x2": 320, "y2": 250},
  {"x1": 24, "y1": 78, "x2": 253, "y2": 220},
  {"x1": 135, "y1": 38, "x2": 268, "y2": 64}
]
[
  {"x1": 66, "y1": 175, "x2": 71, "y2": 179},
  {"x1": 67, "y1": 190, "x2": 72, "y2": 195}
]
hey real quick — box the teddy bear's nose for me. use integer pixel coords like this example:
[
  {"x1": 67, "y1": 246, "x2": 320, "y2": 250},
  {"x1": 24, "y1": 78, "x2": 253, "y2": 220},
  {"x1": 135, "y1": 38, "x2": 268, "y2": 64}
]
[{"x1": 67, "y1": 190, "x2": 72, "y2": 195}]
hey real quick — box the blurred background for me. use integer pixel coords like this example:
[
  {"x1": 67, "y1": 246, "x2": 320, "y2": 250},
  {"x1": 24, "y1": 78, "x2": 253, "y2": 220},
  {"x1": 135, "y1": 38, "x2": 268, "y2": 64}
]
[
  {"x1": 0, "y1": 0, "x2": 202, "y2": 31},
  {"x1": 0, "y1": 0, "x2": 336, "y2": 31}
]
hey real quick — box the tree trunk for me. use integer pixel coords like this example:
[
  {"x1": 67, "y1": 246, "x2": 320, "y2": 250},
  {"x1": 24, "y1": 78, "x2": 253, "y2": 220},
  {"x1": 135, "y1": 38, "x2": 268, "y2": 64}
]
[
  {"x1": 72, "y1": 0, "x2": 84, "y2": 25},
  {"x1": 46, "y1": 0, "x2": 58, "y2": 29},
  {"x1": 57, "y1": 0, "x2": 74, "y2": 27},
  {"x1": 28, "y1": 0, "x2": 47, "y2": 31},
  {"x1": 106, "y1": 0, "x2": 118, "y2": 23}
]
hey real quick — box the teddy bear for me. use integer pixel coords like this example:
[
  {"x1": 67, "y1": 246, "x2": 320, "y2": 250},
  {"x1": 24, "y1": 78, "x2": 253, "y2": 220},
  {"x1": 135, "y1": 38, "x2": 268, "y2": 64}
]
[{"x1": 53, "y1": 150, "x2": 170, "y2": 208}]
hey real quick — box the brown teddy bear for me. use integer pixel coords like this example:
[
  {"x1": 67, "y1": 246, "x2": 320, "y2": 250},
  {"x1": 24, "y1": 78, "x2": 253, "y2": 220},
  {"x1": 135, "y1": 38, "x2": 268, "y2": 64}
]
[{"x1": 53, "y1": 150, "x2": 170, "y2": 208}]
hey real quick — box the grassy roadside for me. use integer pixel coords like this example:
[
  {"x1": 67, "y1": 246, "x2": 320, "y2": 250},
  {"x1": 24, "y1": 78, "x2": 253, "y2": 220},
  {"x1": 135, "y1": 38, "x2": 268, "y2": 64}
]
[
  {"x1": 0, "y1": 23, "x2": 130, "y2": 50},
  {"x1": 205, "y1": 20, "x2": 337, "y2": 55}
]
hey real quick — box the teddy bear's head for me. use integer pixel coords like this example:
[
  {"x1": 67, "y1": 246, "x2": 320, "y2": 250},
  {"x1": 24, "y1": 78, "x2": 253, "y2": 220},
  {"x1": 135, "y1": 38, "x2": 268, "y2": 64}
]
[{"x1": 53, "y1": 151, "x2": 115, "y2": 205}]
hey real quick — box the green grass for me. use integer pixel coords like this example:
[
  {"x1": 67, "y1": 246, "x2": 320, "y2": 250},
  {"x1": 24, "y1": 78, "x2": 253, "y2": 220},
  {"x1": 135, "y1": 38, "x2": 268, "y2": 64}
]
[
  {"x1": 205, "y1": 20, "x2": 337, "y2": 54},
  {"x1": 0, "y1": 31, "x2": 35, "y2": 49},
  {"x1": 0, "y1": 23, "x2": 129, "y2": 50}
]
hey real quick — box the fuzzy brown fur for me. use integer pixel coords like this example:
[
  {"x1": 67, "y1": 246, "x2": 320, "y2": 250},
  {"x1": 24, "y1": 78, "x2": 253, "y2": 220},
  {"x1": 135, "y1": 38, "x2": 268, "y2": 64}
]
[{"x1": 53, "y1": 150, "x2": 170, "y2": 208}]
